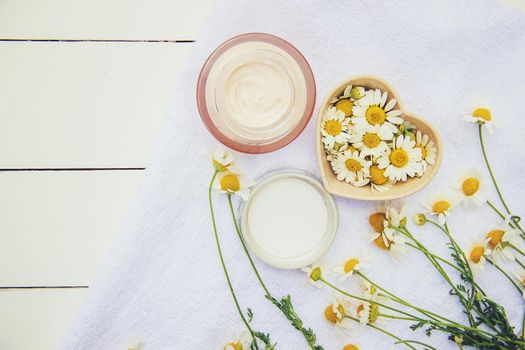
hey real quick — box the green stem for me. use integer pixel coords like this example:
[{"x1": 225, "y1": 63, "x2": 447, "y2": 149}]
[
  {"x1": 399, "y1": 227, "x2": 474, "y2": 324},
  {"x1": 522, "y1": 309, "x2": 525, "y2": 340},
  {"x1": 208, "y1": 171, "x2": 257, "y2": 344},
  {"x1": 516, "y1": 258, "x2": 525, "y2": 271},
  {"x1": 227, "y1": 194, "x2": 271, "y2": 296},
  {"x1": 344, "y1": 316, "x2": 418, "y2": 350},
  {"x1": 510, "y1": 244, "x2": 525, "y2": 259},
  {"x1": 405, "y1": 242, "x2": 462, "y2": 273},
  {"x1": 486, "y1": 258, "x2": 522, "y2": 294},
  {"x1": 479, "y1": 124, "x2": 511, "y2": 214},
  {"x1": 319, "y1": 278, "x2": 501, "y2": 342},
  {"x1": 379, "y1": 313, "x2": 419, "y2": 322},
  {"x1": 479, "y1": 125, "x2": 525, "y2": 240},
  {"x1": 487, "y1": 200, "x2": 507, "y2": 221},
  {"x1": 356, "y1": 271, "x2": 459, "y2": 326}
]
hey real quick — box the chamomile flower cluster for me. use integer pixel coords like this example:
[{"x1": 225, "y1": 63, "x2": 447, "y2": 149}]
[{"x1": 321, "y1": 85, "x2": 436, "y2": 192}]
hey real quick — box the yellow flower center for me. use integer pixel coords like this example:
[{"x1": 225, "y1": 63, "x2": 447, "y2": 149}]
[
  {"x1": 220, "y1": 174, "x2": 240, "y2": 192},
  {"x1": 432, "y1": 200, "x2": 450, "y2": 214},
  {"x1": 345, "y1": 158, "x2": 362, "y2": 172},
  {"x1": 368, "y1": 304, "x2": 379, "y2": 323},
  {"x1": 461, "y1": 177, "x2": 480, "y2": 196},
  {"x1": 351, "y1": 87, "x2": 362, "y2": 99},
  {"x1": 324, "y1": 119, "x2": 343, "y2": 136},
  {"x1": 389, "y1": 149, "x2": 409, "y2": 167},
  {"x1": 369, "y1": 212, "x2": 387, "y2": 233},
  {"x1": 356, "y1": 304, "x2": 364, "y2": 316},
  {"x1": 224, "y1": 342, "x2": 243, "y2": 350},
  {"x1": 472, "y1": 107, "x2": 492, "y2": 121},
  {"x1": 324, "y1": 304, "x2": 340, "y2": 324},
  {"x1": 374, "y1": 235, "x2": 391, "y2": 250},
  {"x1": 335, "y1": 98, "x2": 354, "y2": 117},
  {"x1": 309, "y1": 267, "x2": 322, "y2": 281},
  {"x1": 487, "y1": 229, "x2": 505, "y2": 249},
  {"x1": 363, "y1": 133, "x2": 381, "y2": 148},
  {"x1": 365, "y1": 106, "x2": 386, "y2": 125},
  {"x1": 470, "y1": 246, "x2": 485, "y2": 264},
  {"x1": 343, "y1": 345, "x2": 360, "y2": 350},
  {"x1": 344, "y1": 258, "x2": 360, "y2": 273},
  {"x1": 370, "y1": 165, "x2": 388, "y2": 185},
  {"x1": 416, "y1": 145, "x2": 427, "y2": 160},
  {"x1": 356, "y1": 304, "x2": 378, "y2": 323}
]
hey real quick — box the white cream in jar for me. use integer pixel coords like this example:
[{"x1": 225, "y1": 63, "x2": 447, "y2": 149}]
[
  {"x1": 241, "y1": 172, "x2": 338, "y2": 269},
  {"x1": 205, "y1": 41, "x2": 308, "y2": 145}
]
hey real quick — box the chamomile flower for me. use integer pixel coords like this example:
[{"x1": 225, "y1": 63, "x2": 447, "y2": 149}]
[
  {"x1": 330, "y1": 84, "x2": 366, "y2": 105},
  {"x1": 353, "y1": 88, "x2": 403, "y2": 139},
  {"x1": 213, "y1": 171, "x2": 254, "y2": 200},
  {"x1": 224, "y1": 331, "x2": 251, "y2": 350},
  {"x1": 355, "y1": 288, "x2": 388, "y2": 326},
  {"x1": 485, "y1": 225, "x2": 520, "y2": 263},
  {"x1": 463, "y1": 102, "x2": 496, "y2": 134},
  {"x1": 332, "y1": 150, "x2": 371, "y2": 186},
  {"x1": 422, "y1": 191, "x2": 461, "y2": 224},
  {"x1": 350, "y1": 124, "x2": 391, "y2": 157},
  {"x1": 386, "y1": 203, "x2": 408, "y2": 228},
  {"x1": 414, "y1": 131, "x2": 437, "y2": 176},
  {"x1": 369, "y1": 227, "x2": 407, "y2": 260},
  {"x1": 302, "y1": 261, "x2": 324, "y2": 287},
  {"x1": 212, "y1": 148, "x2": 235, "y2": 172},
  {"x1": 324, "y1": 295, "x2": 354, "y2": 333},
  {"x1": 369, "y1": 164, "x2": 394, "y2": 192},
  {"x1": 334, "y1": 252, "x2": 371, "y2": 282},
  {"x1": 342, "y1": 343, "x2": 362, "y2": 350},
  {"x1": 322, "y1": 107, "x2": 352, "y2": 149},
  {"x1": 326, "y1": 143, "x2": 353, "y2": 162},
  {"x1": 386, "y1": 235, "x2": 408, "y2": 260},
  {"x1": 367, "y1": 210, "x2": 394, "y2": 249},
  {"x1": 453, "y1": 168, "x2": 488, "y2": 208},
  {"x1": 378, "y1": 135, "x2": 422, "y2": 182},
  {"x1": 397, "y1": 120, "x2": 416, "y2": 136},
  {"x1": 466, "y1": 241, "x2": 490, "y2": 274}
]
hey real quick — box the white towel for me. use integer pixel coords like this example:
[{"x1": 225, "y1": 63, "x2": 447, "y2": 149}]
[{"x1": 61, "y1": 1, "x2": 525, "y2": 349}]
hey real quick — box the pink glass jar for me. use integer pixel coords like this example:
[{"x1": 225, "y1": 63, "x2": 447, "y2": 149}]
[{"x1": 196, "y1": 33, "x2": 316, "y2": 154}]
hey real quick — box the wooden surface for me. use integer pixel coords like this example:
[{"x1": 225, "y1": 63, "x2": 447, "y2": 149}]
[{"x1": 0, "y1": 0, "x2": 213, "y2": 348}]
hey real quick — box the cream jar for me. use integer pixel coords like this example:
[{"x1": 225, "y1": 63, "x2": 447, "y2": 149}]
[
  {"x1": 197, "y1": 33, "x2": 316, "y2": 153},
  {"x1": 240, "y1": 171, "x2": 338, "y2": 269}
]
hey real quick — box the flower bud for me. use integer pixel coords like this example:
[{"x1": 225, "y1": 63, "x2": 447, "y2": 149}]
[
  {"x1": 454, "y1": 335, "x2": 463, "y2": 346},
  {"x1": 413, "y1": 214, "x2": 426, "y2": 226},
  {"x1": 310, "y1": 267, "x2": 322, "y2": 281}
]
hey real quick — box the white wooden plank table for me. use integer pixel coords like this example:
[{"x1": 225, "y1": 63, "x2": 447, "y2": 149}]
[{"x1": 0, "y1": 1, "x2": 213, "y2": 348}]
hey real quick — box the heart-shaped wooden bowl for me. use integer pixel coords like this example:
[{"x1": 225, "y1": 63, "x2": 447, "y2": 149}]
[{"x1": 316, "y1": 76, "x2": 442, "y2": 201}]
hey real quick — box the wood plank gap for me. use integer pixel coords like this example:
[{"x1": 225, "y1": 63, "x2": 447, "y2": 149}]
[
  {"x1": 0, "y1": 38, "x2": 195, "y2": 43},
  {"x1": 0, "y1": 167, "x2": 145, "y2": 172},
  {"x1": 0, "y1": 285, "x2": 88, "y2": 290}
]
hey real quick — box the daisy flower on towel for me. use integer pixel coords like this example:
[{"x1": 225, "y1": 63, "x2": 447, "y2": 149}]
[
  {"x1": 463, "y1": 101, "x2": 496, "y2": 134},
  {"x1": 213, "y1": 171, "x2": 254, "y2": 200},
  {"x1": 453, "y1": 168, "x2": 488, "y2": 208}
]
